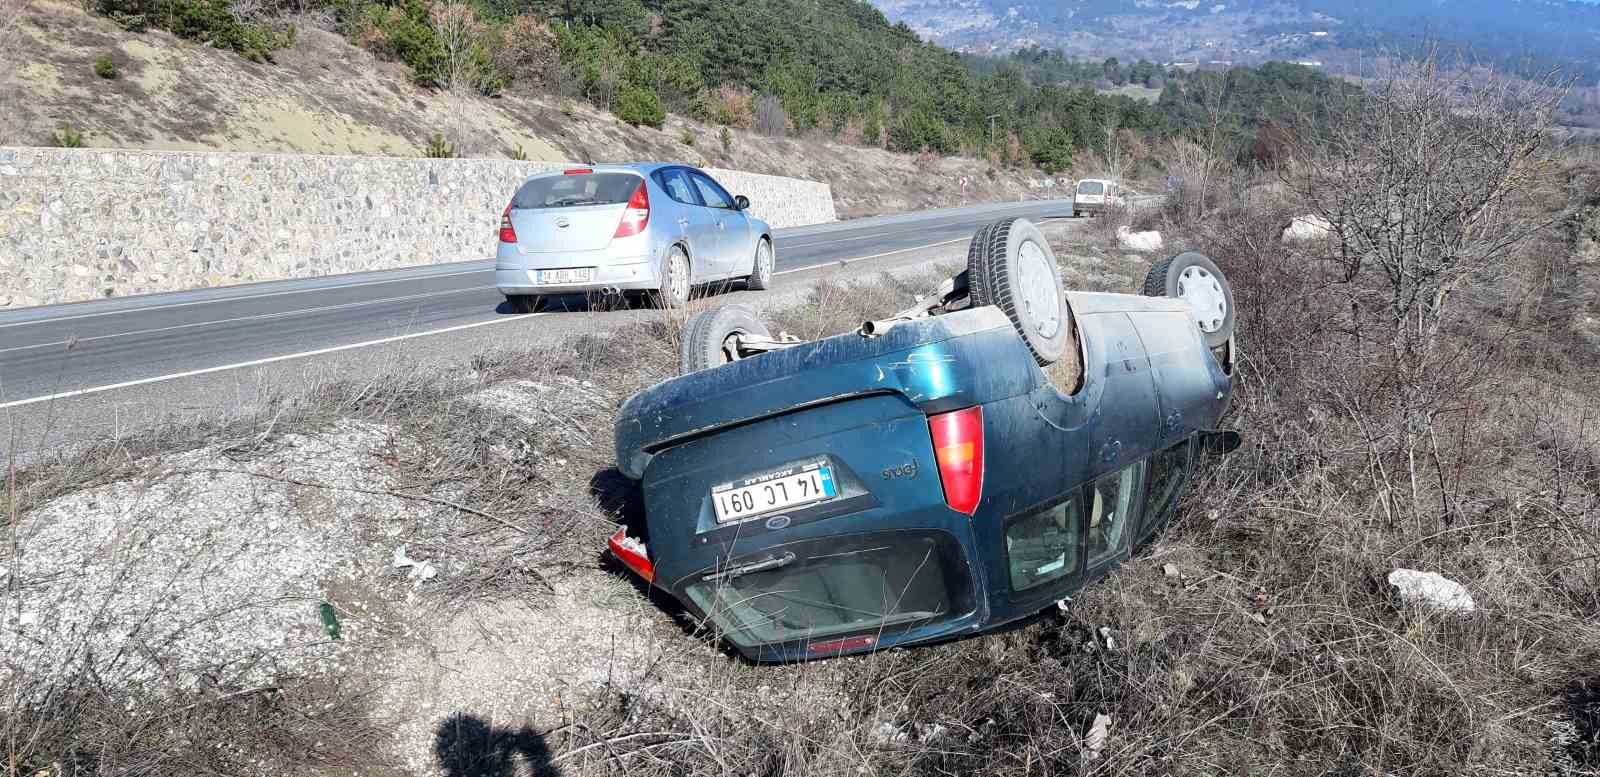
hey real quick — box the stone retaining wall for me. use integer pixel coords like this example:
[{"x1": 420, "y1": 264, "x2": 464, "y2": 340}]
[{"x1": 0, "y1": 148, "x2": 837, "y2": 308}]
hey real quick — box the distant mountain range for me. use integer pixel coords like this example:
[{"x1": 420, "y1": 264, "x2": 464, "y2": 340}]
[{"x1": 868, "y1": 0, "x2": 1600, "y2": 79}]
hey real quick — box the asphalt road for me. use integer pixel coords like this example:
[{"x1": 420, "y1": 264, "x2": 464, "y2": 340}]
[{"x1": 1, "y1": 198, "x2": 1077, "y2": 460}]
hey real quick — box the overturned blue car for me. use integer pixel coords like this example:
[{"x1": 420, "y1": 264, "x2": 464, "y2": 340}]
[{"x1": 608, "y1": 217, "x2": 1241, "y2": 662}]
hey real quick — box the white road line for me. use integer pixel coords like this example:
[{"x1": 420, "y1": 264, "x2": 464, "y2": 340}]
[
  {"x1": 0, "y1": 283, "x2": 498, "y2": 355},
  {"x1": 0, "y1": 265, "x2": 494, "y2": 330},
  {"x1": 0, "y1": 312, "x2": 552, "y2": 410},
  {"x1": 0, "y1": 218, "x2": 1072, "y2": 408},
  {"x1": 773, "y1": 236, "x2": 970, "y2": 276}
]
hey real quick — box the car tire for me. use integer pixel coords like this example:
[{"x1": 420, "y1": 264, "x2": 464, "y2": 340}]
[
  {"x1": 506, "y1": 294, "x2": 544, "y2": 314},
  {"x1": 655, "y1": 247, "x2": 692, "y2": 309},
  {"x1": 1073, "y1": 210, "x2": 1081, "y2": 218},
  {"x1": 1141, "y1": 251, "x2": 1235, "y2": 349},
  {"x1": 746, "y1": 237, "x2": 774, "y2": 291},
  {"x1": 966, "y1": 217, "x2": 1069, "y2": 367},
  {"x1": 679, "y1": 303, "x2": 771, "y2": 373}
]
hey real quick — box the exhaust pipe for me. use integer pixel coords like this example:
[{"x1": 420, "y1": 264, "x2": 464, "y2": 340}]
[{"x1": 859, "y1": 317, "x2": 909, "y2": 338}]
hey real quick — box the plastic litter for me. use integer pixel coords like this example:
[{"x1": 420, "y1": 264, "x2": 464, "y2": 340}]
[{"x1": 393, "y1": 544, "x2": 439, "y2": 585}]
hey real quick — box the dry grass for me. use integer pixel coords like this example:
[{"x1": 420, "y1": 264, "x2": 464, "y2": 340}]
[{"x1": 7, "y1": 194, "x2": 1600, "y2": 774}]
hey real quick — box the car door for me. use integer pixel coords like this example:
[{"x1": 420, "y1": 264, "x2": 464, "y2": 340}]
[
  {"x1": 688, "y1": 170, "x2": 749, "y2": 278},
  {"x1": 653, "y1": 167, "x2": 716, "y2": 276}
]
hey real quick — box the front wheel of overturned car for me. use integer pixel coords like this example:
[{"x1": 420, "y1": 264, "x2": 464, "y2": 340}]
[
  {"x1": 679, "y1": 304, "x2": 771, "y2": 373},
  {"x1": 966, "y1": 216, "x2": 1069, "y2": 367},
  {"x1": 506, "y1": 294, "x2": 544, "y2": 314},
  {"x1": 1141, "y1": 251, "x2": 1235, "y2": 349}
]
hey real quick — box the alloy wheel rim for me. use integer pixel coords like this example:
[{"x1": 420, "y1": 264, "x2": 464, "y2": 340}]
[{"x1": 672, "y1": 255, "x2": 689, "y2": 301}]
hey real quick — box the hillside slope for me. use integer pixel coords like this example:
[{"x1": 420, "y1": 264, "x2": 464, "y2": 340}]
[{"x1": 0, "y1": 0, "x2": 1047, "y2": 218}]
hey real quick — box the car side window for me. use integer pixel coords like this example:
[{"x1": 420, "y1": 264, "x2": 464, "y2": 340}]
[
  {"x1": 1140, "y1": 439, "x2": 1192, "y2": 537},
  {"x1": 690, "y1": 172, "x2": 734, "y2": 209},
  {"x1": 1088, "y1": 461, "x2": 1144, "y2": 565},
  {"x1": 1004, "y1": 497, "x2": 1082, "y2": 593},
  {"x1": 655, "y1": 168, "x2": 701, "y2": 206}
]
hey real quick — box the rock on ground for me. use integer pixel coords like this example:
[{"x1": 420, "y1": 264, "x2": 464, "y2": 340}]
[
  {"x1": 1116, "y1": 225, "x2": 1163, "y2": 252},
  {"x1": 1282, "y1": 214, "x2": 1333, "y2": 244},
  {"x1": 1387, "y1": 568, "x2": 1476, "y2": 615}
]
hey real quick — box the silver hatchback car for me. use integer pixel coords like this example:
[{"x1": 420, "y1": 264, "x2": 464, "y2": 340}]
[{"x1": 495, "y1": 163, "x2": 776, "y2": 311}]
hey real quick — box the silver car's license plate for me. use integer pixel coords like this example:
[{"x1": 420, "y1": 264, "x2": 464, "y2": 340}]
[
  {"x1": 537, "y1": 267, "x2": 594, "y2": 284},
  {"x1": 711, "y1": 460, "x2": 837, "y2": 523}
]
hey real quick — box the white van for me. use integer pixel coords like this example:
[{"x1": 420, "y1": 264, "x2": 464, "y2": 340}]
[{"x1": 1073, "y1": 178, "x2": 1126, "y2": 217}]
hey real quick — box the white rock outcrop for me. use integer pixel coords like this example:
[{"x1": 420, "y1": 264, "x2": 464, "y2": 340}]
[
  {"x1": 1387, "y1": 568, "x2": 1476, "y2": 615},
  {"x1": 1116, "y1": 225, "x2": 1163, "y2": 252},
  {"x1": 1282, "y1": 214, "x2": 1333, "y2": 243}
]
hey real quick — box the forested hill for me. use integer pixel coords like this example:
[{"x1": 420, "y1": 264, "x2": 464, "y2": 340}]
[{"x1": 70, "y1": 0, "x2": 1347, "y2": 170}]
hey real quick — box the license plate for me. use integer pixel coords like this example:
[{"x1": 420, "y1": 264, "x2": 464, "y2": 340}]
[
  {"x1": 536, "y1": 267, "x2": 594, "y2": 285},
  {"x1": 711, "y1": 460, "x2": 837, "y2": 523}
]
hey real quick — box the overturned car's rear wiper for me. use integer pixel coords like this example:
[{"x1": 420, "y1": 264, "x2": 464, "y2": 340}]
[{"x1": 701, "y1": 552, "x2": 797, "y2": 583}]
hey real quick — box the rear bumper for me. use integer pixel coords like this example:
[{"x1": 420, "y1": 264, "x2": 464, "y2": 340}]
[{"x1": 494, "y1": 256, "x2": 658, "y2": 295}]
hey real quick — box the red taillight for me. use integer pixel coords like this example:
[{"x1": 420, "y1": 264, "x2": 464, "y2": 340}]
[
  {"x1": 498, "y1": 202, "x2": 517, "y2": 243},
  {"x1": 929, "y1": 406, "x2": 984, "y2": 516},
  {"x1": 614, "y1": 182, "x2": 650, "y2": 238},
  {"x1": 808, "y1": 635, "x2": 877, "y2": 655},
  {"x1": 564, "y1": 168, "x2": 593, "y2": 175},
  {"x1": 607, "y1": 527, "x2": 654, "y2": 584}
]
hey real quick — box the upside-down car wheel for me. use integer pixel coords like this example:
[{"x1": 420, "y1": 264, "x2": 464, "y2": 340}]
[
  {"x1": 678, "y1": 303, "x2": 772, "y2": 374},
  {"x1": 965, "y1": 217, "x2": 1070, "y2": 367},
  {"x1": 1141, "y1": 251, "x2": 1236, "y2": 349}
]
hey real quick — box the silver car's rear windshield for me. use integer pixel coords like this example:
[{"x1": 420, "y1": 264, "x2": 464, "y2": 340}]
[
  {"x1": 682, "y1": 531, "x2": 975, "y2": 649},
  {"x1": 1077, "y1": 181, "x2": 1105, "y2": 194},
  {"x1": 512, "y1": 173, "x2": 640, "y2": 210}
]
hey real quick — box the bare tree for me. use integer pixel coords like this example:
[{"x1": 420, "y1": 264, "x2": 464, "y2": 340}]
[
  {"x1": 1282, "y1": 51, "x2": 1571, "y2": 525},
  {"x1": 429, "y1": 2, "x2": 486, "y2": 153},
  {"x1": 1098, "y1": 112, "x2": 1124, "y2": 186},
  {"x1": 593, "y1": 52, "x2": 622, "y2": 111},
  {"x1": 430, "y1": 2, "x2": 484, "y2": 92},
  {"x1": 1285, "y1": 55, "x2": 1569, "y2": 344},
  {"x1": 1191, "y1": 72, "x2": 1230, "y2": 218},
  {"x1": 755, "y1": 94, "x2": 787, "y2": 138}
]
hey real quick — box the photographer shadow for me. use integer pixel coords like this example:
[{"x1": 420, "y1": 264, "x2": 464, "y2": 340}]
[{"x1": 435, "y1": 713, "x2": 560, "y2": 777}]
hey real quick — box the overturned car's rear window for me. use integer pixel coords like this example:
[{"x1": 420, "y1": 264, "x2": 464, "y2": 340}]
[
  {"x1": 512, "y1": 173, "x2": 641, "y2": 210},
  {"x1": 682, "y1": 531, "x2": 975, "y2": 649}
]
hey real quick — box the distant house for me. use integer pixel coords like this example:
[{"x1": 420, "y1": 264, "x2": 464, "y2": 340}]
[
  {"x1": 1310, "y1": 30, "x2": 1329, "y2": 37},
  {"x1": 1294, "y1": 60, "x2": 1323, "y2": 67}
]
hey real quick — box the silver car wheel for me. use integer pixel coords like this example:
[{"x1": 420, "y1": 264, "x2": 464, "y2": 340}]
[
  {"x1": 1016, "y1": 239, "x2": 1062, "y2": 340},
  {"x1": 1177, "y1": 265, "x2": 1226, "y2": 333},
  {"x1": 670, "y1": 252, "x2": 691, "y2": 303}
]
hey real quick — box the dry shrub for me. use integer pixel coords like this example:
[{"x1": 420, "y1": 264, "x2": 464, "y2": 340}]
[
  {"x1": 490, "y1": 12, "x2": 557, "y2": 90},
  {"x1": 350, "y1": 5, "x2": 400, "y2": 55},
  {"x1": 700, "y1": 82, "x2": 753, "y2": 129},
  {"x1": 2, "y1": 673, "x2": 387, "y2": 774}
]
